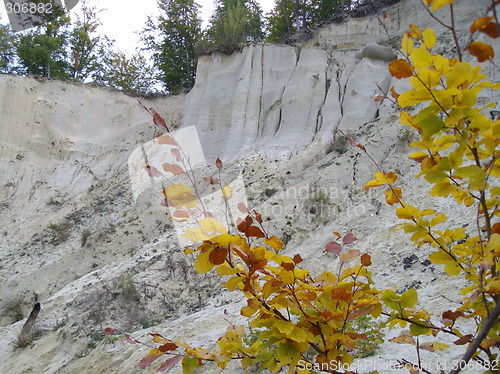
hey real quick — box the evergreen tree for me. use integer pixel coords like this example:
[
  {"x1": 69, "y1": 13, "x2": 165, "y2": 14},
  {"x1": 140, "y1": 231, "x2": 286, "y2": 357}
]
[
  {"x1": 0, "y1": 23, "x2": 16, "y2": 73},
  {"x1": 142, "y1": 0, "x2": 202, "y2": 94},
  {"x1": 208, "y1": 0, "x2": 264, "y2": 47}
]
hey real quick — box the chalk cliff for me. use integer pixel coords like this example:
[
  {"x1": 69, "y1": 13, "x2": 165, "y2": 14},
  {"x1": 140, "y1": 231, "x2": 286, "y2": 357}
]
[{"x1": 0, "y1": 0, "x2": 497, "y2": 373}]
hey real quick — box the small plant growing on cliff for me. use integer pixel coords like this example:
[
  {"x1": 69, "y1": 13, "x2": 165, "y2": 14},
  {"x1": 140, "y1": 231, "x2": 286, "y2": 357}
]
[{"x1": 106, "y1": 1, "x2": 500, "y2": 373}]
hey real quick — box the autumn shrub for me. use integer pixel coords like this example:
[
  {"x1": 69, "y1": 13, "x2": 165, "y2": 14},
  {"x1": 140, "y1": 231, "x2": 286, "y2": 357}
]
[{"x1": 106, "y1": 1, "x2": 500, "y2": 373}]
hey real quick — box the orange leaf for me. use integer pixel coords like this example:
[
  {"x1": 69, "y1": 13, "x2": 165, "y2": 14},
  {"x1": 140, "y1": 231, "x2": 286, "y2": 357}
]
[
  {"x1": 390, "y1": 87, "x2": 400, "y2": 100},
  {"x1": 281, "y1": 261, "x2": 295, "y2": 271},
  {"x1": 389, "y1": 59, "x2": 414, "y2": 79},
  {"x1": 466, "y1": 41, "x2": 494, "y2": 62},
  {"x1": 162, "y1": 162, "x2": 185, "y2": 175},
  {"x1": 372, "y1": 93, "x2": 386, "y2": 102},
  {"x1": 361, "y1": 253, "x2": 372, "y2": 266},
  {"x1": 254, "y1": 210, "x2": 263, "y2": 224},
  {"x1": 491, "y1": 222, "x2": 500, "y2": 235},
  {"x1": 157, "y1": 134, "x2": 176, "y2": 146},
  {"x1": 470, "y1": 16, "x2": 495, "y2": 34},
  {"x1": 236, "y1": 217, "x2": 248, "y2": 233}
]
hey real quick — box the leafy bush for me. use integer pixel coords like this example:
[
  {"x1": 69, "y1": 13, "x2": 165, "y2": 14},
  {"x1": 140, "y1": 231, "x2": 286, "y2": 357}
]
[{"x1": 106, "y1": 1, "x2": 500, "y2": 373}]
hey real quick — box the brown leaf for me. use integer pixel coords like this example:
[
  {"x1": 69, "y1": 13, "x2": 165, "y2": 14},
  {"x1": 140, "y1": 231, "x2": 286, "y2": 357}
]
[
  {"x1": 152, "y1": 110, "x2": 168, "y2": 130},
  {"x1": 162, "y1": 162, "x2": 185, "y2": 175},
  {"x1": 340, "y1": 249, "x2": 361, "y2": 264},
  {"x1": 453, "y1": 334, "x2": 473, "y2": 345},
  {"x1": 361, "y1": 253, "x2": 372, "y2": 266},
  {"x1": 342, "y1": 233, "x2": 357, "y2": 245},
  {"x1": 246, "y1": 226, "x2": 266, "y2": 238},
  {"x1": 281, "y1": 261, "x2": 295, "y2": 271},
  {"x1": 144, "y1": 165, "x2": 162, "y2": 178},
  {"x1": 442, "y1": 310, "x2": 463, "y2": 323},
  {"x1": 390, "y1": 332, "x2": 416, "y2": 345},
  {"x1": 325, "y1": 241, "x2": 342, "y2": 255},
  {"x1": 491, "y1": 222, "x2": 500, "y2": 235},
  {"x1": 253, "y1": 210, "x2": 263, "y2": 224},
  {"x1": 104, "y1": 328, "x2": 118, "y2": 335},
  {"x1": 293, "y1": 254, "x2": 303, "y2": 264},
  {"x1": 215, "y1": 157, "x2": 223, "y2": 170},
  {"x1": 158, "y1": 342, "x2": 178, "y2": 352},
  {"x1": 209, "y1": 247, "x2": 228, "y2": 265},
  {"x1": 157, "y1": 134, "x2": 176, "y2": 146},
  {"x1": 236, "y1": 217, "x2": 248, "y2": 233},
  {"x1": 466, "y1": 41, "x2": 494, "y2": 62},
  {"x1": 389, "y1": 59, "x2": 414, "y2": 79},
  {"x1": 157, "y1": 355, "x2": 183, "y2": 372}
]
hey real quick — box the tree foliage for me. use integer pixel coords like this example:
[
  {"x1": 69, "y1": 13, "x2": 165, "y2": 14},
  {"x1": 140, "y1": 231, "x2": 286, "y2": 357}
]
[
  {"x1": 142, "y1": 0, "x2": 202, "y2": 94},
  {"x1": 207, "y1": 0, "x2": 264, "y2": 47},
  {"x1": 0, "y1": 23, "x2": 16, "y2": 73},
  {"x1": 108, "y1": 0, "x2": 499, "y2": 372}
]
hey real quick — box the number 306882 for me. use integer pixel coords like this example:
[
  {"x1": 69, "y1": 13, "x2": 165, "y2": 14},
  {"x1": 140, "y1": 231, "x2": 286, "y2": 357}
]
[{"x1": 5, "y1": 2, "x2": 53, "y2": 14}]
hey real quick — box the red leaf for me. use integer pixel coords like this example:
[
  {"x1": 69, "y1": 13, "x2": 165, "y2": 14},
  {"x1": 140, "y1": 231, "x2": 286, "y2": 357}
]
[
  {"x1": 152, "y1": 110, "x2": 168, "y2": 130},
  {"x1": 104, "y1": 328, "x2": 118, "y2": 335},
  {"x1": 162, "y1": 163, "x2": 185, "y2": 175},
  {"x1": 158, "y1": 342, "x2": 178, "y2": 352},
  {"x1": 237, "y1": 202, "x2": 248, "y2": 213},
  {"x1": 293, "y1": 254, "x2": 303, "y2": 264},
  {"x1": 342, "y1": 233, "x2": 357, "y2": 245},
  {"x1": 138, "y1": 353, "x2": 163, "y2": 369},
  {"x1": 215, "y1": 157, "x2": 223, "y2": 170},
  {"x1": 372, "y1": 94, "x2": 386, "y2": 102},
  {"x1": 157, "y1": 355, "x2": 183, "y2": 372},
  {"x1": 246, "y1": 226, "x2": 266, "y2": 238},
  {"x1": 161, "y1": 198, "x2": 169, "y2": 207},
  {"x1": 454, "y1": 334, "x2": 473, "y2": 345},
  {"x1": 245, "y1": 215, "x2": 253, "y2": 225},
  {"x1": 144, "y1": 165, "x2": 162, "y2": 178},
  {"x1": 157, "y1": 134, "x2": 176, "y2": 146},
  {"x1": 171, "y1": 148, "x2": 182, "y2": 161},
  {"x1": 325, "y1": 241, "x2": 342, "y2": 255}
]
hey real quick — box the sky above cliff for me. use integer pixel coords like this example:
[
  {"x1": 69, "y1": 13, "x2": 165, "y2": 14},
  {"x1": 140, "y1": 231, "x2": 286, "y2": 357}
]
[{"x1": 0, "y1": 0, "x2": 275, "y2": 54}]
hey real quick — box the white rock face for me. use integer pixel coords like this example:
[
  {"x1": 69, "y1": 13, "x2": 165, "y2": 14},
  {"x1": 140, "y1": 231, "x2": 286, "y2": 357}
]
[{"x1": 0, "y1": 0, "x2": 497, "y2": 373}]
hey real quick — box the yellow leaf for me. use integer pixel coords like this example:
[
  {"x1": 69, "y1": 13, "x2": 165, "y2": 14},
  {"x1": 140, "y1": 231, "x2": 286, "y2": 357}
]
[
  {"x1": 263, "y1": 236, "x2": 285, "y2": 251},
  {"x1": 182, "y1": 355, "x2": 200, "y2": 374},
  {"x1": 182, "y1": 227, "x2": 211, "y2": 242},
  {"x1": 274, "y1": 320, "x2": 295, "y2": 335},
  {"x1": 216, "y1": 262, "x2": 241, "y2": 276},
  {"x1": 194, "y1": 248, "x2": 215, "y2": 274},
  {"x1": 385, "y1": 188, "x2": 402, "y2": 205},
  {"x1": 363, "y1": 171, "x2": 398, "y2": 190},
  {"x1": 163, "y1": 184, "x2": 197, "y2": 209},
  {"x1": 422, "y1": 28, "x2": 436, "y2": 49},
  {"x1": 222, "y1": 183, "x2": 233, "y2": 199},
  {"x1": 389, "y1": 331, "x2": 416, "y2": 345},
  {"x1": 199, "y1": 217, "x2": 227, "y2": 236},
  {"x1": 398, "y1": 89, "x2": 432, "y2": 108},
  {"x1": 224, "y1": 275, "x2": 244, "y2": 291},
  {"x1": 402, "y1": 32, "x2": 414, "y2": 55},
  {"x1": 430, "y1": 0, "x2": 454, "y2": 11},
  {"x1": 400, "y1": 288, "x2": 418, "y2": 308},
  {"x1": 410, "y1": 47, "x2": 433, "y2": 68}
]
